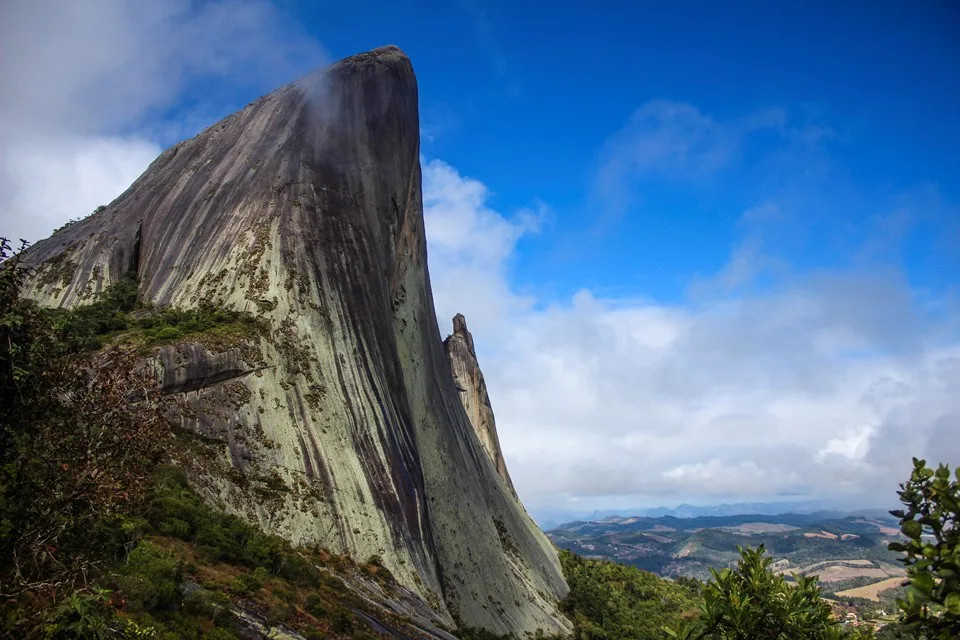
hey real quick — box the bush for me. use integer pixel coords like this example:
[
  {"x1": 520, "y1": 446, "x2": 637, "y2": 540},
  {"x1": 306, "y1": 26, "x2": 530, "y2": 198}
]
[
  {"x1": 1, "y1": 239, "x2": 170, "y2": 602},
  {"x1": 183, "y1": 588, "x2": 231, "y2": 621},
  {"x1": 667, "y1": 545, "x2": 851, "y2": 640},
  {"x1": 230, "y1": 567, "x2": 269, "y2": 595},
  {"x1": 888, "y1": 459, "x2": 960, "y2": 640},
  {"x1": 559, "y1": 549, "x2": 699, "y2": 639},
  {"x1": 42, "y1": 588, "x2": 118, "y2": 640},
  {"x1": 118, "y1": 541, "x2": 184, "y2": 611},
  {"x1": 305, "y1": 593, "x2": 328, "y2": 618},
  {"x1": 331, "y1": 608, "x2": 354, "y2": 633}
]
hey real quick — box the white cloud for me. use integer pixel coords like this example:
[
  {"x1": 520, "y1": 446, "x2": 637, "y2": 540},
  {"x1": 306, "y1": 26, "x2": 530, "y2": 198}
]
[
  {"x1": 1, "y1": 134, "x2": 161, "y2": 243},
  {"x1": 5, "y1": 2, "x2": 955, "y2": 519},
  {"x1": 0, "y1": 0, "x2": 325, "y2": 244},
  {"x1": 422, "y1": 158, "x2": 542, "y2": 337},
  {"x1": 422, "y1": 159, "x2": 960, "y2": 515}
]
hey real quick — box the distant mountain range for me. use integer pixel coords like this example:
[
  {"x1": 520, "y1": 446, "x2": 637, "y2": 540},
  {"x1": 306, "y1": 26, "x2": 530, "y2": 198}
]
[{"x1": 532, "y1": 502, "x2": 895, "y2": 531}]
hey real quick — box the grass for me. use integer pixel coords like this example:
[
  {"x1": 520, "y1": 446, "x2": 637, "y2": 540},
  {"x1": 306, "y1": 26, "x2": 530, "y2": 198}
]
[{"x1": 836, "y1": 577, "x2": 908, "y2": 602}]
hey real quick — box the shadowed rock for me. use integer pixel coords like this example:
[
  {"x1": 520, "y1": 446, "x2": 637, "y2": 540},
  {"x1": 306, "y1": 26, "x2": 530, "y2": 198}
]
[
  {"x1": 444, "y1": 314, "x2": 517, "y2": 497},
  {"x1": 21, "y1": 46, "x2": 570, "y2": 636}
]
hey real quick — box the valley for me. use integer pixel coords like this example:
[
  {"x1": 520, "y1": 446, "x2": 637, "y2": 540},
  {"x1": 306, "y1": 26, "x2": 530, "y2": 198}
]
[{"x1": 546, "y1": 511, "x2": 908, "y2": 604}]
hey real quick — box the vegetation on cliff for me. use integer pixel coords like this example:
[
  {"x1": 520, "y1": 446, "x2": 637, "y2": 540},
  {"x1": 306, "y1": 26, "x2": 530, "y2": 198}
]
[{"x1": 1, "y1": 239, "x2": 170, "y2": 604}]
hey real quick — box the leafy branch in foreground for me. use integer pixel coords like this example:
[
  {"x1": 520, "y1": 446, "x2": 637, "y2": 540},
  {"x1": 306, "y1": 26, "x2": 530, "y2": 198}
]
[
  {"x1": 888, "y1": 458, "x2": 960, "y2": 640},
  {"x1": 665, "y1": 545, "x2": 871, "y2": 640}
]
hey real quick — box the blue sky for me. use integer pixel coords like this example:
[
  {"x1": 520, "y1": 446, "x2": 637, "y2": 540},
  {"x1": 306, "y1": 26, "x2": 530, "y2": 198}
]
[
  {"x1": 297, "y1": 0, "x2": 960, "y2": 304},
  {"x1": 1, "y1": 0, "x2": 958, "y2": 517}
]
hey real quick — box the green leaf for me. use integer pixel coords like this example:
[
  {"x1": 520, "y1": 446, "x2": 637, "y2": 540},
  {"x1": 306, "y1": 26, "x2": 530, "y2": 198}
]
[
  {"x1": 911, "y1": 571, "x2": 935, "y2": 595},
  {"x1": 945, "y1": 591, "x2": 960, "y2": 615},
  {"x1": 903, "y1": 520, "x2": 923, "y2": 540}
]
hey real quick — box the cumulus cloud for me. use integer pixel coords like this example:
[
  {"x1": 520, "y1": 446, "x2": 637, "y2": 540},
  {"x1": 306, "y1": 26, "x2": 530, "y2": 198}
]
[
  {"x1": 422, "y1": 158, "x2": 960, "y2": 517},
  {"x1": 0, "y1": 0, "x2": 325, "y2": 244},
  {"x1": 422, "y1": 158, "x2": 543, "y2": 337}
]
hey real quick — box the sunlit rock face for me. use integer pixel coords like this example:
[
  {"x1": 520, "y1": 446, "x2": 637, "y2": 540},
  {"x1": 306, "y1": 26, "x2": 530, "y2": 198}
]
[
  {"x1": 444, "y1": 314, "x2": 517, "y2": 497},
  {"x1": 22, "y1": 46, "x2": 571, "y2": 637}
]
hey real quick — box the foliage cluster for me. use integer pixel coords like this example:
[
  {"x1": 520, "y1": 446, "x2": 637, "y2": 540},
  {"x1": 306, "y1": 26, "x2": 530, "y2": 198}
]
[
  {"x1": 666, "y1": 545, "x2": 862, "y2": 640},
  {"x1": 1, "y1": 239, "x2": 170, "y2": 604},
  {"x1": 558, "y1": 549, "x2": 700, "y2": 639},
  {"x1": 888, "y1": 458, "x2": 960, "y2": 639},
  {"x1": 5, "y1": 462, "x2": 394, "y2": 639}
]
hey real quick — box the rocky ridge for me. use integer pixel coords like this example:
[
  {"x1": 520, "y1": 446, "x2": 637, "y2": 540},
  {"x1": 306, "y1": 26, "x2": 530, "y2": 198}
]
[{"x1": 444, "y1": 314, "x2": 516, "y2": 496}]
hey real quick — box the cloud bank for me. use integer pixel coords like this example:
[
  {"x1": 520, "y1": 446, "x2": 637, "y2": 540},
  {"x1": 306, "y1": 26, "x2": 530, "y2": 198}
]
[
  {"x1": 421, "y1": 103, "x2": 960, "y2": 515},
  {"x1": 3, "y1": 3, "x2": 955, "y2": 519},
  {"x1": 0, "y1": 0, "x2": 325, "y2": 244}
]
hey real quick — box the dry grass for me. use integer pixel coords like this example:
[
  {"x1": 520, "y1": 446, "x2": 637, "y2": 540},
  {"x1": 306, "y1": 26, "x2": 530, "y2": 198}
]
[
  {"x1": 816, "y1": 566, "x2": 891, "y2": 583},
  {"x1": 853, "y1": 519, "x2": 901, "y2": 536},
  {"x1": 803, "y1": 530, "x2": 838, "y2": 540},
  {"x1": 720, "y1": 523, "x2": 799, "y2": 534},
  {"x1": 777, "y1": 559, "x2": 906, "y2": 583},
  {"x1": 836, "y1": 577, "x2": 906, "y2": 601}
]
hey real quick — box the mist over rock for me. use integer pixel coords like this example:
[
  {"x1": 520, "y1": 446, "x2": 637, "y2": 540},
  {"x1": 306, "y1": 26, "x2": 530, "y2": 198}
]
[
  {"x1": 22, "y1": 46, "x2": 570, "y2": 637},
  {"x1": 444, "y1": 313, "x2": 517, "y2": 496}
]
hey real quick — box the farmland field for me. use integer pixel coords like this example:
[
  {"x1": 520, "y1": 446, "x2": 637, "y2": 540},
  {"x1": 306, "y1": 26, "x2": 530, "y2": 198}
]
[{"x1": 836, "y1": 577, "x2": 906, "y2": 601}]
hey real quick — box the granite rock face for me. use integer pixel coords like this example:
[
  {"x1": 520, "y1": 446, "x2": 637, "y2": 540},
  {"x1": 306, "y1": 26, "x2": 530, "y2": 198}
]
[
  {"x1": 443, "y1": 314, "x2": 516, "y2": 496},
  {"x1": 22, "y1": 46, "x2": 570, "y2": 637}
]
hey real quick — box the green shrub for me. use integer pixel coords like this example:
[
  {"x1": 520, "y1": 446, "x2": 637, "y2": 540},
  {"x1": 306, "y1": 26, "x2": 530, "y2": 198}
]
[
  {"x1": 888, "y1": 459, "x2": 960, "y2": 640},
  {"x1": 118, "y1": 541, "x2": 183, "y2": 612},
  {"x1": 559, "y1": 549, "x2": 699, "y2": 639},
  {"x1": 182, "y1": 589, "x2": 231, "y2": 621},
  {"x1": 331, "y1": 608, "x2": 354, "y2": 633},
  {"x1": 230, "y1": 567, "x2": 269, "y2": 595},
  {"x1": 43, "y1": 588, "x2": 118, "y2": 640},
  {"x1": 149, "y1": 325, "x2": 183, "y2": 341},
  {"x1": 305, "y1": 593, "x2": 328, "y2": 618},
  {"x1": 667, "y1": 545, "x2": 847, "y2": 639}
]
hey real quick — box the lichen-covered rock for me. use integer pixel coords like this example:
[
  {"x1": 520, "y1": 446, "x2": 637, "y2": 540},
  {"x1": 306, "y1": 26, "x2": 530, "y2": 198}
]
[
  {"x1": 443, "y1": 314, "x2": 516, "y2": 497},
  {"x1": 22, "y1": 46, "x2": 570, "y2": 637}
]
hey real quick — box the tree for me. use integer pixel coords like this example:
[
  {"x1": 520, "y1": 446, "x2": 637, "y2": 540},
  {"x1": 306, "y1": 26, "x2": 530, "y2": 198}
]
[
  {"x1": 558, "y1": 549, "x2": 700, "y2": 639},
  {"x1": 0, "y1": 237, "x2": 169, "y2": 599},
  {"x1": 888, "y1": 458, "x2": 960, "y2": 640},
  {"x1": 667, "y1": 545, "x2": 870, "y2": 640}
]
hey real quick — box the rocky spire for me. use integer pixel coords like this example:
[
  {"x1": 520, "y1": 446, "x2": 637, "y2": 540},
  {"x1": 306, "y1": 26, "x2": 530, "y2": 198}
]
[{"x1": 444, "y1": 314, "x2": 517, "y2": 496}]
